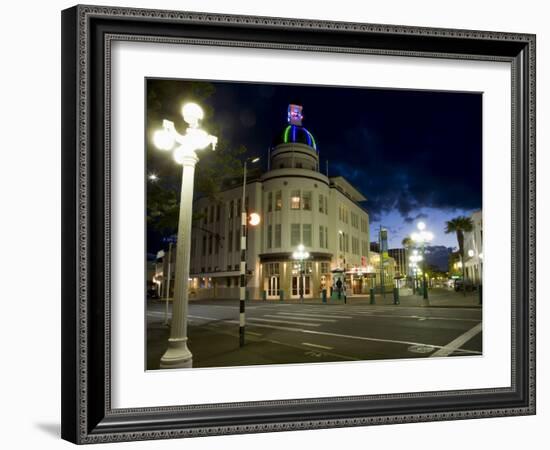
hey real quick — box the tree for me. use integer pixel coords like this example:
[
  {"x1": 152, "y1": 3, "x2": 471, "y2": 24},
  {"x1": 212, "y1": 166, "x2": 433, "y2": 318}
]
[
  {"x1": 444, "y1": 216, "x2": 474, "y2": 295},
  {"x1": 146, "y1": 80, "x2": 255, "y2": 237}
]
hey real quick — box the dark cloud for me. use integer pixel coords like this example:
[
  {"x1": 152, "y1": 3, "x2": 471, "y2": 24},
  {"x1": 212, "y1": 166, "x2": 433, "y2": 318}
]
[{"x1": 150, "y1": 79, "x2": 482, "y2": 225}]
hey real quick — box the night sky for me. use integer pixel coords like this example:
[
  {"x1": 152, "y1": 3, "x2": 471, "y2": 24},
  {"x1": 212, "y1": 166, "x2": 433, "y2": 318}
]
[{"x1": 149, "y1": 79, "x2": 482, "y2": 250}]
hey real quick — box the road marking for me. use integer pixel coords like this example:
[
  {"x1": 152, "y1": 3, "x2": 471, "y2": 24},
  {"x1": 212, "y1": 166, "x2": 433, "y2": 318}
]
[
  {"x1": 276, "y1": 312, "x2": 353, "y2": 319},
  {"x1": 245, "y1": 322, "x2": 481, "y2": 354},
  {"x1": 246, "y1": 331, "x2": 263, "y2": 336},
  {"x1": 430, "y1": 323, "x2": 483, "y2": 357},
  {"x1": 302, "y1": 342, "x2": 334, "y2": 350},
  {"x1": 263, "y1": 314, "x2": 336, "y2": 323},
  {"x1": 186, "y1": 314, "x2": 481, "y2": 355},
  {"x1": 248, "y1": 318, "x2": 321, "y2": 327}
]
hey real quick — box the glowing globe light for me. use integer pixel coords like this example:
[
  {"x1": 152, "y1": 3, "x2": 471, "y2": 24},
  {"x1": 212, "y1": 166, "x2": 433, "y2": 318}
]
[
  {"x1": 153, "y1": 129, "x2": 175, "y2": 151},
  {"x1": 182, "y1": 102, "x2": 204, "y2": 126},
  {"x1": 248, "y1": 212, "x2": 261, "y2": 226}
]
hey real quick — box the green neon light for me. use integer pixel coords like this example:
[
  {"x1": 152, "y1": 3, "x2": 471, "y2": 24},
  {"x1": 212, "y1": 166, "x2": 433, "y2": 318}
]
[
  {"x1": 283, "y1": 125, "x2": 291, "y2": 143},
  {"x1": 308, "y1": 131, "x2": 317, "y2": 149}
]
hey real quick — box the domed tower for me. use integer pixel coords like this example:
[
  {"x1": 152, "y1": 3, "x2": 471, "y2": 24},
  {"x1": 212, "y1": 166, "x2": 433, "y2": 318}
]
[{"x1": 269, "y1": 104, "x2": 320, "y2": 172}]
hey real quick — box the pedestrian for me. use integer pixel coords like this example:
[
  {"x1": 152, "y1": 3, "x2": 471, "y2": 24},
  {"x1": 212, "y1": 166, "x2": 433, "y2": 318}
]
[
  {"x1": 343, "y1": 283, "x2": 347, "y2": 304},
  {"x1": 336, "y1": 278, "x2": 342, "y2": 299}
]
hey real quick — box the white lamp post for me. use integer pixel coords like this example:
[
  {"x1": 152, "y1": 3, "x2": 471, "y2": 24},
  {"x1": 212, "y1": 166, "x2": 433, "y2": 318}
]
[
  {"x1": 409, "y1": 251, "x2": 423, "y2": 295},
  {"x1": 411, "y1": 221, "x2": 433, "y2": 306},
  {"x1": 292, "y1": 244, "x2": 310, "y2": 302},
  {"x1": 154, "y1": 102, "x2": 217, "y2": 369}
]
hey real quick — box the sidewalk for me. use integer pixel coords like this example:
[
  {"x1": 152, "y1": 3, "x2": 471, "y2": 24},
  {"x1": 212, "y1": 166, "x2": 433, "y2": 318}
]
[{"x1": 241, "y1": 289, "x2": 481, "y2": 308}]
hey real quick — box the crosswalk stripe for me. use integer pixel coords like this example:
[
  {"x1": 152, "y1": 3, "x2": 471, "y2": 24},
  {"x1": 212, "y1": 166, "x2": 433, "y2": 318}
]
[
  {"x1": 272, "y1": 313, "x2": 347, "y2": 320},
  {"x1": 263, "y1": 314, "x2": 336, "y2": 322},
  {"x1": 248, "y1": 318, "x2": 320, "y2": 327}
]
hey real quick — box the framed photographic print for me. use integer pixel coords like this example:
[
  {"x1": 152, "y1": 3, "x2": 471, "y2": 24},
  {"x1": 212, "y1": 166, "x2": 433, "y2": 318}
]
[{"x1": 61, "y1": 4, "x2": 536, "y2": 444}]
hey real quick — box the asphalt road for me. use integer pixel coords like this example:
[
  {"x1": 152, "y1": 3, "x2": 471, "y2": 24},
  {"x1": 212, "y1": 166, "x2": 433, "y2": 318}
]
[{"x1": 147, "y1": 298, "x2": 482, "y2": 369}]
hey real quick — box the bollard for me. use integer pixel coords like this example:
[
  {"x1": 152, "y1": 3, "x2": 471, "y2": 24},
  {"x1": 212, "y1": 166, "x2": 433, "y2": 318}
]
[
  {"x1": 393, "y1": 287, "x2": 400, "y2": 305},
  {"x1": 322, "y1": 289, "x2": 327, "y2": 304},
  {"x1": 262, "y1": 290, "x2": 267, "y2": 302},
  {"x1": 369, "y1": 288, "x2": 375, "y2": 305},
  {"x1": 279, "y1": 289, "x2": 284, "y2": 303}
]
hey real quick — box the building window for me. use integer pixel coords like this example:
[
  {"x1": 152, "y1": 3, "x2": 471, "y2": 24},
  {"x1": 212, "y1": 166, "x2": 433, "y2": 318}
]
[
  {"x1": 319, "y1": 225, "x2": 325, "y2": 248},
  {"x1": 208, "y1": 235, "x2": 213, "y2": 254},
  {"x1": 236, "y1": 199, "x2": 241, "y2": 217},
  {"x1": 216, "y1": 204, "x2": 221, "y2": 222},
  {"x1": 267, "y1": 192, "x2": 273, "y2": 212},
  {"x1": 210, "y1": 205, "x2": 214, "y2": 223},
  {"x1": 351, "y1": 212, "x2": 358, "y2": 228},
  {"x1": 339, "y1": 232, "x2": 343, "y2": 252},
  {"x1": 321, "y1": 262, "x2": 330, "y2": 274},
  {"x1": 275, "y1": 190, "x2": 282, "y2": 210},
  {"x1": 290, "y1": 190, "x2": 301, "y2": 209},
  {"x1": 291, "y1": 223, "x2": 301, "y2": 246},
  {"x1": 235, "y1": 229, "x2": 240, "y2": 251},
  {"x1": 203, "y1": 207, "x2": 208, "y2": 225},
  {"x1": 362, "y1": 240, "x2": 368, "y2": 257},
  {"x1": 303, "y1": 224, "x2": 312, "y2": 247},
  {"x1": 275, "y1": 224, "x2": 281, "y2": 248},
  {"x1": 345, "y1": 233, "x2": 349, "y2": 252},
  {"x1": 319, "y1": 194, "x2": 324, "y2": 213},
  {"x1": 202, "y1": 235, "x2": 207, "y2": 256},
  {"x1": 227, "y1": 228, "x2": 233, "y2": 253},
  {"x1": 265, "y1": 262, "x2": 280, "y2": 276},
  {"x1": 267, "y1": 224, "x2": 273, "y2": 249},
  {"x1": 302, "y1": 191, "x2": 312, "y2": 210},
  {"x1": 229, "y1": 200, "x2": 234, "y2": 219},
  {"x1": 215, "y1": 235, "x2": 220, "y2": 254},
  {"x1": 325, "y1": 226, "x2": 328, "y2": 249},
  {"x1": 324, "y1": 196, "x2": 328, "y2": 215},
  {"x1": 352, "y1": 236, "x2": 359, "y2": 255}
]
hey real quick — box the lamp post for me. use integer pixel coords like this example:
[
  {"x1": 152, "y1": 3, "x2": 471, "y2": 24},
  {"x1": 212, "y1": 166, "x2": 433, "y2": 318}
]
[
  {"x1": 409, "y1": 251, "x2": 423, "y2": 295},
  {"x1": 292, "y1": 244, "x2": 310, "y2": 303},
  {"x1": 153, "y1": 102, "x2": 217, "y2": 369},
  {"x1": 239, "y1": 156, "x2": 260, "y2": 347},
  {"x1": 411, "y1": 222, "x2": 433, "y2": 306},
  {"x1": 163, "y1": 240, "x2": 173, "y2": 326}
]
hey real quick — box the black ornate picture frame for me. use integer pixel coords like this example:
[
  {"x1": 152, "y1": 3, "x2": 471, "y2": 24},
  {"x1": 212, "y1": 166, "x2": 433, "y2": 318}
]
[{"x1": 61, "y1": 5, "x2": 536, "y2": 444}]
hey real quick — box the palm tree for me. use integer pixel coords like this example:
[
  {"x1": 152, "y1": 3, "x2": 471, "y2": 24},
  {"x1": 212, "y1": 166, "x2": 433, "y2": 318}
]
[{"x1": 445, "y1": 216, "x2": 474, "y2": 295}]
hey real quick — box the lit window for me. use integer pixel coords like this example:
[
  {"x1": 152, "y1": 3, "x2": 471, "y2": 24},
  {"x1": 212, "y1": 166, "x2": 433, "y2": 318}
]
[
  {"x1": 291, "y1": 190, "x2": 301, "y2": 209},
  {"x1": 275, "y1": 191, "x2": 282, "y2": 210}
]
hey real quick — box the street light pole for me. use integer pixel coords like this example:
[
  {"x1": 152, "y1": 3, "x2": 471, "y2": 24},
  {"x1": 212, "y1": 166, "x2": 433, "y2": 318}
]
[
  {"x1": 239, "y1": 157, "x2": 260, "y2": 347},
  {"x1": 411, "y1": 222, "x2": 433, "y2": 307},
  {"x1": 154, "y1": 102, "x2": 217, "y2": 369},
  {"x1": 163, "y1": 241, "x2": 173, "y2": 326}
]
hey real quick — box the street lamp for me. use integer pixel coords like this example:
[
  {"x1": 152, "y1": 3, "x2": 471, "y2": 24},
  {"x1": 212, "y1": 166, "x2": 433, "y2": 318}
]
[
  {"x1": 292, "y1": 244, "x2": 310, "y2": 303},
  {"x1": 239, "y1": 156, "x2": 260, "y2": 347},
  {"x1": 409, "y1": 250, "x2": 423, "y2": 295},
  {"x1": 411, "y1": 221, "x2": 433, "y2": 306},
  {"x1": 154, "y1": 102, "x2": 217, "y2": 369}
]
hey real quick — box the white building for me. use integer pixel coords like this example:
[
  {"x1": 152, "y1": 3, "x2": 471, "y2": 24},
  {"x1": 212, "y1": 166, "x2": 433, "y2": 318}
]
[
  {"x1": 463, "y1": 210, "x2": 483, "y2": 284},
  {"x1": 182, "y1": 105, "x2": 376, "y2": 300}
]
